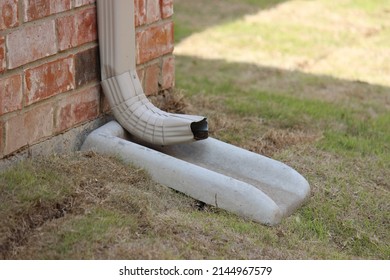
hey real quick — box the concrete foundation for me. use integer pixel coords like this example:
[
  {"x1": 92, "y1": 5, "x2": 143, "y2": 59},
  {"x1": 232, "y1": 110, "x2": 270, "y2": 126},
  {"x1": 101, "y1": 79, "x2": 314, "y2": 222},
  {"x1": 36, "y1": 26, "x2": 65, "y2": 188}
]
[{"x1": 0, "y1": 117, "x2": 111, "y2": 170}]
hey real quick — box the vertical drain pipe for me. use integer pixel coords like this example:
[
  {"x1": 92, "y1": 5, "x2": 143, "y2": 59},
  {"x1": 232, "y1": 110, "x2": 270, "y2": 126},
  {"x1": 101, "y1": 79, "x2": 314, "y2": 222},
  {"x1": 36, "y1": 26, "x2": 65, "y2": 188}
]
[{"x1": 97, "y1": 0, "x2": 208, "y2": 145}]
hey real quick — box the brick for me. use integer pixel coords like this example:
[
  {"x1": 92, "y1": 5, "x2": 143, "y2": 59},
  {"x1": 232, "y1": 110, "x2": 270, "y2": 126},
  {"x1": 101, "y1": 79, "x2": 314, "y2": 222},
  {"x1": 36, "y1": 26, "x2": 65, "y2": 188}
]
[
  {"x1": 0, "y1": 0, "x2": 19, "y2": 31},
  {"x1": 100, "y1": 92, "x2": 111, "y2": 114},
  {"x1": 160, "y1": 0, "x2": 173, "y2": 19},
  {"x1": 161, "y1": 55, "x2": 175, "y2": 90},
  {"x1": 7, "y1": 20, "x2": 57, "y2": 69},
  {"x1": 76, "y1": 8, "x2": 97, "y2": 46},
  {"x1": 56, "y1": 16, "x2": 74, "y2": 50},
  {"x1": 4, "y1": 102, "x2": 54, "y2": 155},
  {"x1": 146, "y1": 0, "x2": 160, "y2": 24},
  {"x1": 136, "y1": 66, "x2": 145, "y2": 89},
  {"x1": 136, "y1": 21, "x2": 174, "y2": 64},
  {"x1": 57, "y1": 7, "x2": 97, "y2": 51},
  {"x1": 0, "y1": 36, "x2": 5, "y2": 73},
  {"x1": 25, "y1": 56, "x2": 75, "y2": 105},
  {"x1": 144, "y1": 62, "x2": 160, "y2": 96},
  {"x1": 55, "y1": 85, "x2": 100, "y2": 132},
  {"x1": 23, "y1": 0, "x2": 71, "y2": 22},
  {"x1": 134, "y1": 0, "x2": 146, "y2": 27},
  {"x1": 75, "y1": 47, "x2": 100, "y2": 88},
  {"x1": 0, "y1": 74, "x2": 23, "y2": 115},
  {"x1": 74, "y1": 0, "x2": 95, "y2": 7}
]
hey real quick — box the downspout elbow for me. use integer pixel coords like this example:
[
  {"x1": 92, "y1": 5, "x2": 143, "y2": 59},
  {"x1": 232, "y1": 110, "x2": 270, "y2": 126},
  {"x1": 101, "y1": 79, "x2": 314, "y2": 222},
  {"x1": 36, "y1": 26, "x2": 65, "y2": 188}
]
[{"x1": 97, "y1": 0, "x2": 208, "y2": 145}]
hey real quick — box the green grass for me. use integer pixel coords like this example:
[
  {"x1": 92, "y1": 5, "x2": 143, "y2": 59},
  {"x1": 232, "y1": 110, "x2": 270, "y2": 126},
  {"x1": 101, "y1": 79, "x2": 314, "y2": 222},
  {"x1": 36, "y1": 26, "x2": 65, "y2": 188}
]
[
  {"x1": 174, "y1": 62, "x2": 390, "y2": 258},
  {"x1": 175, "y1": 0, "x2": 390, "y2": 86},
  {"x1": 212, "y1": 21, "x2": 355, "y2": 57},
  {"x1": 176, "y1": 55, "x2": 390, "y2": 160},
  {"x1": 173, "y1": 0, "x2": 287, "y2": 42},
  {"x1": 173, "y1": 0, "x2": 390, "y2": 259},
  {"x1": 0, "y1": 160, "x2": 73, "y2": 212},
  {"x1": 45, "y1": 207, "x2": 139, "y2": 258}
]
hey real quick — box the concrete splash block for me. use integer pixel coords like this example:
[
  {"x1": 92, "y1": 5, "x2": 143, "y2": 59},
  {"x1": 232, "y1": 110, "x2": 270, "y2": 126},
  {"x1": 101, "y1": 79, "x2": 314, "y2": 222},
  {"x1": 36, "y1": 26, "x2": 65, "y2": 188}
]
[{"x1": 81, "y1": 121, "x2": 310, "y2": 225}]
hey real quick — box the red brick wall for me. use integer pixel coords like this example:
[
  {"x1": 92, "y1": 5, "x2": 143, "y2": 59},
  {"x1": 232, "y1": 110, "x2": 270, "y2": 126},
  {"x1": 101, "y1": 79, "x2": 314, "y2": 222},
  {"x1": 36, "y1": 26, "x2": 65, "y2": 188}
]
[{"x1": 0, "y1": 0, "x2": 175, "y2": 158}]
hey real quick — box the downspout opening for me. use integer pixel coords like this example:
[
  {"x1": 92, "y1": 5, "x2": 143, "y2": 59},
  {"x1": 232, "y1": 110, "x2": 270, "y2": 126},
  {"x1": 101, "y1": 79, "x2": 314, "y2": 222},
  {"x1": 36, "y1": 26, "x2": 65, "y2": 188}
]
[{"x1": 191, "y1": 118, "x2": 208, "y2": 140}]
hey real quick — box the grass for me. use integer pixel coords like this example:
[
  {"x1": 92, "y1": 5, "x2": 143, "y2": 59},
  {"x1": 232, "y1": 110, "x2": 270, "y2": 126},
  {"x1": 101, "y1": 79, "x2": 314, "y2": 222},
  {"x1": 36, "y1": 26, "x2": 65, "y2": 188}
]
[
  {"x1": 174, "y1": 0, "x2": 390, "y2": 259},
  {"x1": 175, "y1": 0, "x2": 390, "y2": 86},
  {"x1": 173, "y1": 0, "x2": 288, "y2": 42},
  {"x1": 0, "y1": 0, "x2": 389, "y2": 259}
]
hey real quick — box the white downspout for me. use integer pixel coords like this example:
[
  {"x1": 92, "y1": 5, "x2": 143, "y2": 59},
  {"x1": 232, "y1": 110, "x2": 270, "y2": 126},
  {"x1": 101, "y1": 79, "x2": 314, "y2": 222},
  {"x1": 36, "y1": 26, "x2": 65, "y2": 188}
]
[
  {"x1": 97, "y1": 0, "x2": 208, "y2": 146},
  {"x1": 83, "y1": 0, "x2": 311, "y2": 225}
]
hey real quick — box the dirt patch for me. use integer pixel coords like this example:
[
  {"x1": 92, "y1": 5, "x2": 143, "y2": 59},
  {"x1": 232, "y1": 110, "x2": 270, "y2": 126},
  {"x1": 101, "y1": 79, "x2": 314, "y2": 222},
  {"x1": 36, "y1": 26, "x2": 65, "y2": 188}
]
[{"x1": 0, "y1": 197, "x2": 74, "y2": 259}]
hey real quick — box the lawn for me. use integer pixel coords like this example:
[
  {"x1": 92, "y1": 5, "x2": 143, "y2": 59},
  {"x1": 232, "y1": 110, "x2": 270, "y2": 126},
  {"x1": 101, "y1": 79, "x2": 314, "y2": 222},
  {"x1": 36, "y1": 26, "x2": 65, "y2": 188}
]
[{"x1": 0, "y1": 0, "x2": 389, "y2": 259}]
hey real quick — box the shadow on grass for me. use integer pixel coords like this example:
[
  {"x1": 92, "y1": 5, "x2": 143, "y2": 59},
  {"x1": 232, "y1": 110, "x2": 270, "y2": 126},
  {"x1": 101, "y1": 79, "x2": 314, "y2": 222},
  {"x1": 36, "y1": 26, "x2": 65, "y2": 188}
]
[
  {"x1": 174, "y1": 0, "x2": 290, "y2": 42},
  {"x1": 175, "y1": 55, "x2": 390, "y2": 259},
  {"x1": 175, "y1": 55, "x2": 390, "y2": 161}
]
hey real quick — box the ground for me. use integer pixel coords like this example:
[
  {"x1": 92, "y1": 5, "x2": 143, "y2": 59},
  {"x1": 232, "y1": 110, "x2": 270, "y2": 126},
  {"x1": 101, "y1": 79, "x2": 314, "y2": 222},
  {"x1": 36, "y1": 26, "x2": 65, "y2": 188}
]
[{"x1": 0, "y1": 0, "x2": 389, "y2": 259}]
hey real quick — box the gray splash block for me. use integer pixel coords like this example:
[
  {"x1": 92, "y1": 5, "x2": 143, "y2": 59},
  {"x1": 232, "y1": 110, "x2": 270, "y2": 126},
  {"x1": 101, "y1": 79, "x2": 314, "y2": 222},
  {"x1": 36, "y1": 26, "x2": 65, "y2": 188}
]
[{"x1": 81, "y1": 121, "x2": 310, "y2": 225}]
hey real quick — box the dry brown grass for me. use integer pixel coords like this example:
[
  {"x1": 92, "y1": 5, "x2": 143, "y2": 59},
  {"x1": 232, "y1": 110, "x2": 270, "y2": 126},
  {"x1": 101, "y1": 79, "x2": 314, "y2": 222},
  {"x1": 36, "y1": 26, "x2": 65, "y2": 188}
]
[
  {"x1": 149, "y1": 89, "x2": 190, "y2": 114},
  {"x1": 0, "y1": 151, "x2": 292, "y2": 259},
  {"x1": 1, "y1": 92, "x2": 389, "y2": 259},
  {"x1": 0, "y1": 152, "x2": 210, "y2": 259}
]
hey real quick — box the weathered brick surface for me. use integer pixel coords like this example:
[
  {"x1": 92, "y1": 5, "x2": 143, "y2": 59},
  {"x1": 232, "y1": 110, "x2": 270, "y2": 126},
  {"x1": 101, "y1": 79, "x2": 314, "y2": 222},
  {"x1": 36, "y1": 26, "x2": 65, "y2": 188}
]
[
  {"x1": 147, "y1": 0, "x2": 160, "y2": 24},
  {"x1": 137, "y1": 67, "x2": 145, "y2": 89},
  {"x1": 0, "y1": 74, "x2": 23, "y2": 115},
  {"x1": 55, "y1": 86, "x2": 100, "y2": 132},
  {"x1": 56, "y1": 16, "x2": 75, "y2": 50},
  {"x1": 0, "y1": 36, "x2": 5, "y2": 73},
  {"x1": 7, "y1": 20, "x2": 57, "y2": 69},
  {"x1": 136, "y1": 21, "x2": 174, "y2": 64},
  {"x1": 23, "y1": 0, "x2": 71, "y2": 22},
  {"x1": 160, "y1": 0, "x2": 173, "y2": 19},
  {"x1": 161, "y1": 55, "x2": 175, "y2": 90},
  {"x1": 144, "y1": 62, "x2": 160, "y2": 95},
  {"x1": 75, "y1": 47, "x2": 100, "y2": 88},
  {"x1": 4, "y1": 103, "x2": 54, "y2": 155},
  {"x1": 0, "y1": 0, "x2": 175, "y2": 159},
  {"x1": 74, "y1": 0, "x2": 95, "y2": 7},
  {"x1": 25, "y1": 56, "x2": 75, "y2": 105},
  {"x1": 135, "y1": 0, "x2": 147, "y2": 27},
  {"x1": 0, "y1": 0, "x2": 19, "y2": 31},
  {"x1": 57, "y1": 7, "x2": 97, "y2": 51}
]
